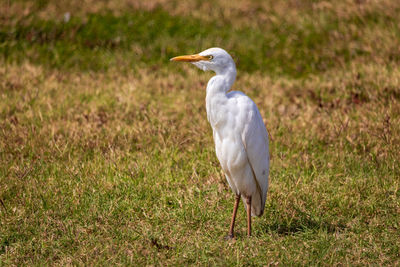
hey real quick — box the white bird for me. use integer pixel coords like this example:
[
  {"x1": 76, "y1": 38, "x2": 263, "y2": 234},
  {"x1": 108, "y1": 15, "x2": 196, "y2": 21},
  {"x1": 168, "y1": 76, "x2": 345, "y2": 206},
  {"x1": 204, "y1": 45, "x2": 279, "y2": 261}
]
[{"x1": 171, "y1": 48, "x2": 269, "y2": 238}]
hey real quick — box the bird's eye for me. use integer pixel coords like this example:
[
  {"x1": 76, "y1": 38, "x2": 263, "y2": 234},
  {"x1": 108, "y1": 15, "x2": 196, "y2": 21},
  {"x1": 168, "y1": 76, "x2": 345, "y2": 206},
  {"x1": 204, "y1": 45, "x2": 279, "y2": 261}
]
[{"x1": 208, "y1": 55, "x2": 214, "y2": 60}]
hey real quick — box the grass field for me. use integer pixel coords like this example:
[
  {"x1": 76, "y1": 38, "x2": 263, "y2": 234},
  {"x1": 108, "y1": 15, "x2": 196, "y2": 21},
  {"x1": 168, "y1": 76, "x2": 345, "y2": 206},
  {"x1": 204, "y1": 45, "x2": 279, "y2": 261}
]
[{"x1": 1, "y1": 0, "x2": 400, "y2": 265}]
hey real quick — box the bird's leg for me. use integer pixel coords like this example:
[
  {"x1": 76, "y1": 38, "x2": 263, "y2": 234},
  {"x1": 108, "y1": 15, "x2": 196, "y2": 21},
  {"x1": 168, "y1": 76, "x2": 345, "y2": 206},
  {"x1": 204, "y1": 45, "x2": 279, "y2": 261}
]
[
  {"x1": 245, "y1": 196, "x2": 252, "y2": 237},
  {"x1": 226, "y1": 194, "x2": 240, "y2": 239}
]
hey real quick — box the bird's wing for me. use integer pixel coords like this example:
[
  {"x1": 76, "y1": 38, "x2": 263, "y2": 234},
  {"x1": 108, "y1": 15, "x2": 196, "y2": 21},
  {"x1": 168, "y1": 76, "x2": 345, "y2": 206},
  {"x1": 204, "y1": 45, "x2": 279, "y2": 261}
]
[{"x1": 239, "y1": 96, "x2": 270, "y2": 215}]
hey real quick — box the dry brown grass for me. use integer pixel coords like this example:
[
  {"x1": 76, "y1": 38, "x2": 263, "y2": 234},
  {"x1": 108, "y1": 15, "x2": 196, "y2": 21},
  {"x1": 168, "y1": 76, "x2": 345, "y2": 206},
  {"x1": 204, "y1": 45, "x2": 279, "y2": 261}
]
[{"x1": 4, "y1": 0, "x2": 400, "y2": 27}]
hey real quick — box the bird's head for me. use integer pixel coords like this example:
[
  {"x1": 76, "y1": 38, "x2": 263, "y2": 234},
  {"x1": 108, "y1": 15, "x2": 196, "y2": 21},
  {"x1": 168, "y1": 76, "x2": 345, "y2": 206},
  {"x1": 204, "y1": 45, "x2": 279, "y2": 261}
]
[{"x1": 170, "y1": 47, "x2": 236, "y2": 75}]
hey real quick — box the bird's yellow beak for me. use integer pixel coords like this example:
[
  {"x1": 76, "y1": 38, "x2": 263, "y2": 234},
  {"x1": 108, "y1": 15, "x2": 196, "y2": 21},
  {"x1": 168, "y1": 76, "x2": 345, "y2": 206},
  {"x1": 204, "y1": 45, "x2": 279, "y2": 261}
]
[{"x1": 170, "y1": 54, "x2": 210, "y2": 62}]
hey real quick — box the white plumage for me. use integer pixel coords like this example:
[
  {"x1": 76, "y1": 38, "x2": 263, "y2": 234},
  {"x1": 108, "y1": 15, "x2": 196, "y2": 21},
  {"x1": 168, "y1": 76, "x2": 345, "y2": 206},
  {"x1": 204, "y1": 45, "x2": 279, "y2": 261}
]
[{"x1": 171, "y1": 48, "x2": 269, "y2": 238}]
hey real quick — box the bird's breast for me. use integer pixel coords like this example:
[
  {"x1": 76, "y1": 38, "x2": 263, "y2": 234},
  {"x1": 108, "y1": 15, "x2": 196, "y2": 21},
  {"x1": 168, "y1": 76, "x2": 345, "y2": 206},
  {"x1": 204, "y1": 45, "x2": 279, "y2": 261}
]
[
  {"x1": 206, "y1": 91, "x2": 252, "y2": 172},
  {"x1": 212, "y1": 113, "x2": 247, "y2": 173}
]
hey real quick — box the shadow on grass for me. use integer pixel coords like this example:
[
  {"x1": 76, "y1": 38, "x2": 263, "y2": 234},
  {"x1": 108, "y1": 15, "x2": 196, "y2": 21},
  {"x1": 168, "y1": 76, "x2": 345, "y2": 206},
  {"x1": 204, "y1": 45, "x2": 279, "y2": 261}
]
[
  {"x1": 259, "y1": 207, "x2": 347, "y2": 236},
  {"x1": 261, "y1": 219, "x2": 346, "y2": 236},
  {"x1": 150, "y1": 237, "x2": 174, "y2": 251}
]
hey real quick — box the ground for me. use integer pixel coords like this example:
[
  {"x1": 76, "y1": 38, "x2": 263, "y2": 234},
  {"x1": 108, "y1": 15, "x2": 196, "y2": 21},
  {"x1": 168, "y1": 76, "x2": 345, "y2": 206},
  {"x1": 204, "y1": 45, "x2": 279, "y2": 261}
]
[{"x1": 1, "y1": 0, "x2": 399, "y2": 265}]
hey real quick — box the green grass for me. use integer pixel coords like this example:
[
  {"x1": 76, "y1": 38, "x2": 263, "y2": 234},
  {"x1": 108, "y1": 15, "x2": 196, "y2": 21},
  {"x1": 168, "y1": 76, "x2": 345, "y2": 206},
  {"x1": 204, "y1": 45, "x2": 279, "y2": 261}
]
[
  {"x1": 3, "y1": 3, "x2": 400, "y2": 77},
  {"x1": 1, "y1": 0, "x2": 400, "y2": 265}
]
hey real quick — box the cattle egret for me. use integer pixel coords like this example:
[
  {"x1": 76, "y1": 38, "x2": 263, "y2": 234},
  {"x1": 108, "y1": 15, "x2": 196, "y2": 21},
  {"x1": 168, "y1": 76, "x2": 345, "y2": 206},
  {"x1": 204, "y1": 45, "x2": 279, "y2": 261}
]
[{"x1": 171, "y1": 48, "x2": 269, "y2": 238}]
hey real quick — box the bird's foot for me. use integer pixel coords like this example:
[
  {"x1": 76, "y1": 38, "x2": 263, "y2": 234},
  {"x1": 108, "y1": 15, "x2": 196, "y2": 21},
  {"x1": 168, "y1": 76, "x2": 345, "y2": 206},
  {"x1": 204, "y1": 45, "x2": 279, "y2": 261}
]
[{"x1": 224, "y1": 234, "x2": 235, "y2": 241}]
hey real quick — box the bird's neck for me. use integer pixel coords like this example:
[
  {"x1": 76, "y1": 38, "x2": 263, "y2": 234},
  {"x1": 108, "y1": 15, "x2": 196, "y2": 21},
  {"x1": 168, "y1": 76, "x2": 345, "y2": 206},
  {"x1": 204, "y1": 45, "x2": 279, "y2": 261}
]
[
  {"x1": 205, "y1": 66, "x2": 236, "y2": 125},
  {"x1": 206, "y1": 66, "x2": 236, "y2": 96}
]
